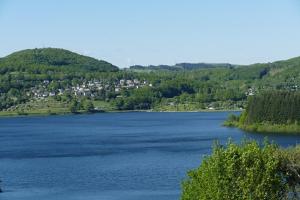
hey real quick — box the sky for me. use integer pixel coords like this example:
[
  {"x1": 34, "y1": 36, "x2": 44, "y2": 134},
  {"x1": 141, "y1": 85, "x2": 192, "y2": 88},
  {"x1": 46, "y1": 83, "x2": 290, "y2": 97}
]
[{"x1": 0, "y1": 0, "x2": 300, "y2": 68}]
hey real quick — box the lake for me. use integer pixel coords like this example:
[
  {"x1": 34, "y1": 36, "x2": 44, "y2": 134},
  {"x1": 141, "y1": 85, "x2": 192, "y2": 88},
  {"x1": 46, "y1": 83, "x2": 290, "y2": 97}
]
[{"x1": 0, "y1": 112, "x2": 300, "y2": 200}]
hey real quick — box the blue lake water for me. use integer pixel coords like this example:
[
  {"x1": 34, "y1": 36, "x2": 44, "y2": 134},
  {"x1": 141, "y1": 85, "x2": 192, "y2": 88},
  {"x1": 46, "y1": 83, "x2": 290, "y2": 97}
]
[{"x1": 0, "y1": 112, "x2": 300, "y2": 200}]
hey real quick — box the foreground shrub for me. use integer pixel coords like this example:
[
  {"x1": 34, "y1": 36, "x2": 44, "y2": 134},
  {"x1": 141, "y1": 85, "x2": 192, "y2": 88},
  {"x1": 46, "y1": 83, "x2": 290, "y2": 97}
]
[{"x1": 181, "y1": 140, "x2": 300, "y2": 200}]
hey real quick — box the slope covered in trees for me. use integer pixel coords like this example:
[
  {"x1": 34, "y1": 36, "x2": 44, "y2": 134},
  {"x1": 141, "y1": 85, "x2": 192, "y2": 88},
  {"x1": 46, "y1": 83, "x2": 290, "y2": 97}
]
[
  {"x1": 0, "y1": 48, "x2": 299, "y2": 116},
  {"x1": 0, "y1": 48, "x2": 119, "y2": 72},
  {"x1": 130, "y1": 63, "x2": 235, "y2": 71},
  {"x1": 129, "y1": 56, "x2": 300, "y2": 85}
]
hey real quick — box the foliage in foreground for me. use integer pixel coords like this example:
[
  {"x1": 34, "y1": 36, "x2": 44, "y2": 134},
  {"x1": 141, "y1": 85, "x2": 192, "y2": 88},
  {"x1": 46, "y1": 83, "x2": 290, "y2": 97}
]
[
  {"x1": 245, "y1": 91, "x2": 300, "y2": 125},
  {"x1": 181, "y1": 140, "x2": 300, "y2": 200}
]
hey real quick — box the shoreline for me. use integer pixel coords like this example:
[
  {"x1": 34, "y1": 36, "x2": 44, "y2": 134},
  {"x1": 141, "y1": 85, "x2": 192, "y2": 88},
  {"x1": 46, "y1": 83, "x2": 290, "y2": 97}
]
[
  {"x1": 0, "y1": 109, "x2": 242, "y2": 118},
  {"x1": 224, "y1": 121, "x2": 300, "y2": 135}
]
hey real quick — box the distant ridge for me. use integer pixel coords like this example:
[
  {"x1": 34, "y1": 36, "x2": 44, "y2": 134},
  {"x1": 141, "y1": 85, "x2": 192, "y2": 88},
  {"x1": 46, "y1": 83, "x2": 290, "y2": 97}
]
[
  {"x1": 129, "y1": 56, "x2": 300, "y2": 72},
  {"x1": 130, "y1": 63, "x2": 236, "y2": 71}
]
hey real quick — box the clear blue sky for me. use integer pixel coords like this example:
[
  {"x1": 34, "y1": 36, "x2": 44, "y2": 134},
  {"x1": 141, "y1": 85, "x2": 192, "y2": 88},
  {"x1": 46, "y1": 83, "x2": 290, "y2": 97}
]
[{"x1": 1, "y1": 0, "x2": 300, "y2": 67}]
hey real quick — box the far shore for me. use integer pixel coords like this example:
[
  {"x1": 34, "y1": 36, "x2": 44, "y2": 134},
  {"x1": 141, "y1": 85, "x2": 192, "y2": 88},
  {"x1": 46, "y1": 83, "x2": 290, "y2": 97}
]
[{"x1": 0, "y1": 109, "x2": 242, "y2": 118}]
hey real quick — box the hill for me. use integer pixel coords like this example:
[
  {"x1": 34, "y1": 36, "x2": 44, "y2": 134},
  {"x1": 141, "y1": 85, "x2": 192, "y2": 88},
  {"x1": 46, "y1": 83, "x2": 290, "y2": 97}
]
[
  {"x1": 0, "y1": 48, "x2": 299, "y2": 116},
  {"x1": 0, "y1": 48, "x2": 119, "y2": 72},
  {"x1": 130, "y1": 57, "x2": 300, "y2": 88}
]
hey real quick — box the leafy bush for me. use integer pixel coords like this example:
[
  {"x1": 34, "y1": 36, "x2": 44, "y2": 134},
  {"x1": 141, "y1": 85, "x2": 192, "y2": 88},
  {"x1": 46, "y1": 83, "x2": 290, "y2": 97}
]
[{"x1": 181, "y1": 140, "x2": 300, "y2": 200}]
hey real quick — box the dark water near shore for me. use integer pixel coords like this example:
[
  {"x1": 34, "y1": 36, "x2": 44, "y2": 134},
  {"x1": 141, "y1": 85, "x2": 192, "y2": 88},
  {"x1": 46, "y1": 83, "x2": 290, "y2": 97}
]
[{"x1": 0, "y1": 112, "x2": 300, "y2": 200}]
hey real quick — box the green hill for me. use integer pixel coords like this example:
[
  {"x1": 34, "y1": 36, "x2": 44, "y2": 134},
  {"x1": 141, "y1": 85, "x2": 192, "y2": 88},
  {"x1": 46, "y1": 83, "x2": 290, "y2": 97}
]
[
  {"x1": 129, "y1": 57, "x2": 300, "y2": 88},
  {"x1": 0, "y1": 48, "x2": 119, "y2": 72},
  {"x1": 0, "y1": 48, "x2": 299, "y2": 115}
]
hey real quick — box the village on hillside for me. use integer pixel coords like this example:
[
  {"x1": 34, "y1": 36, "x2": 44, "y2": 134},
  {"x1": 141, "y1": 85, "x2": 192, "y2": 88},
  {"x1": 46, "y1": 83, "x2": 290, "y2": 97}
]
[{"x1": 29, "y1": 78, "x2": 153, "y2": 99}]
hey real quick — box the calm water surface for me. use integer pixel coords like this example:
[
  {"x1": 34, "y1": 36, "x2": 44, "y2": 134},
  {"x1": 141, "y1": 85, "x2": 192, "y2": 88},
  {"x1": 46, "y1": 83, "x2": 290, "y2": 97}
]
[{"x1": 0, "y1": 112, "x2": 300, "y2": 200}]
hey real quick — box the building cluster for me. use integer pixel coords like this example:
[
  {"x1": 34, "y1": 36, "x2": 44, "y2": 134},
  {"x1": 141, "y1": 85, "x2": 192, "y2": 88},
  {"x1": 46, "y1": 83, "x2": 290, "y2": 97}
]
[
  {"x1": 245, "y1": 84, "x2": 299, "y2": 97},
  {"x1": 29, "y1": 79, "x2": 152, "y2": 99},
  {"x1": 245, "y1": 88, "x2": 255, "y2": 96},
  {"x1": 115, "y1": 79, "x2": 152, "y2": 92}
]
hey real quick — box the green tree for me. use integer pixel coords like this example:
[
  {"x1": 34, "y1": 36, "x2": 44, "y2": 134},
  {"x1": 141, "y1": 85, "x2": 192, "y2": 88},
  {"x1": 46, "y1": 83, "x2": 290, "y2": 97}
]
[
  {"x1": 70, "y1": 99, "x2": 79, "y2": 113},
  {"x1": 84, "y1": 100, "x2": 94, "y2": 112},
  {"x1": 181, "y1": 140, "x2": 299, "y2": 200}
]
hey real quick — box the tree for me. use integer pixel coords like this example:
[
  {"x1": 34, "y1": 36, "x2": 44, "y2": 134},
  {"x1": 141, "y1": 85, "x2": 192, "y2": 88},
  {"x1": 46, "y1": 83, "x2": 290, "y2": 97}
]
[
  {"x1": 70, "y1": 99, "x2": 79, "y2": 113},
  {"x1": 181, "y1": 140, "x2": 300, "y2": 200},
  {"x1": 84, "y1": 100, "x2": 94, "y2": 112},
  {"x1": 114, "y1": 98, "x2": 124, "y2": 110}
]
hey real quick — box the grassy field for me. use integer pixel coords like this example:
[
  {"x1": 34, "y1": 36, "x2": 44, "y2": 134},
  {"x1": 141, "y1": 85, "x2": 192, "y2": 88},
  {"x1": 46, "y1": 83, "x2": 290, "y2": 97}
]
[
  {"x1": 0, "y1": 98, "x2": 118, "y2": 117},
  {"x1": 93, "y1": 100, "x2": 116, "y2": 111},
  {"x1": 239, "y1": 123, "x2": 300, "y2": 135},
  {"x1": 0, "y1": 98, "x2": 70, "y2": 116},
  {"x1": 224, "y1": 119, "x2": 300, "y2": 135},
  {"x1": 153, "y1": 100, "x2": 244, "y2": 112}
]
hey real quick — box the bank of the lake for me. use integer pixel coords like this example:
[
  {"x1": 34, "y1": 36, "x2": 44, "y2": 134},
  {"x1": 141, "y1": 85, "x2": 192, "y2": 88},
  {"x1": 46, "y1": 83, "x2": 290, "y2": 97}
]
[
  {"x1": 0, "y1": 108, "x2": 242, "y2": 118},
  {"x1": 224, "y1": 120, "x2": 300, "y2": 135},
  {"x1": 0, "y1": 97, "x2": 244, "y2": 117},
  {"x1": 0, "y1": 104, "x2": 242, "y2": 117}
]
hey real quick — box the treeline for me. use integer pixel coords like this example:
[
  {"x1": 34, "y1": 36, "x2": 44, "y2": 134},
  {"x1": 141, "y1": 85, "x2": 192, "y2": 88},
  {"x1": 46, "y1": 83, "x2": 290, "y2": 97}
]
[
  {"x1": 130, "y1": 62, "x2": 234, "y2": 71},
  {"x1": 225, "y1": 91, "x2": 300, "y2": 134},
  {"x1": 245, "y1": 91, "x2": 300, "y2": 124}
]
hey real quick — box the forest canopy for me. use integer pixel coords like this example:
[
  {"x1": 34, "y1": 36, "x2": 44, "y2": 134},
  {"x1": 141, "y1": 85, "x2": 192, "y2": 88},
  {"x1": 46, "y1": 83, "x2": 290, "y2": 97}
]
[
  {"x1": 224, "y1": 91, "x2": 300, "y2": 134},
  {"x1": 244, "y1": 91, "x2": 300, "y2": 125}
]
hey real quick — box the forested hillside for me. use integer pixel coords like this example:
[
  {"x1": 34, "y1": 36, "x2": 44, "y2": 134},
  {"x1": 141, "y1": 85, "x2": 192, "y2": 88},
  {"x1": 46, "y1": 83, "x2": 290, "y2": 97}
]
[
  {"x1": 0, "y1": 48, "x2": 119, "y2": 72},
  {"x1": 0, "y1": 48, "x2": 299, "y2": 115},
  {"x1": 130, "y1": 63, "x2": 235, "y2": 71}
]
